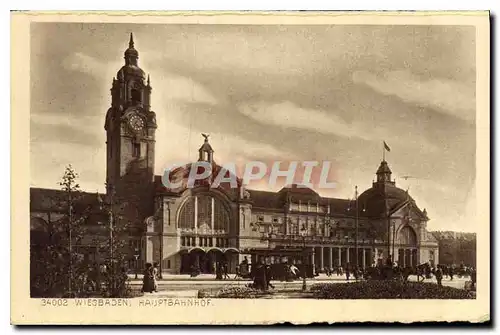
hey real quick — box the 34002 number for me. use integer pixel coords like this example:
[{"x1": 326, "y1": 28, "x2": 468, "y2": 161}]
[{"x1": 41, "y1": 299, "x2": 68, "y2": 307}]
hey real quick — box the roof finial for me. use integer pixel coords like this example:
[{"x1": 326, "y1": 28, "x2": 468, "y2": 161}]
[
  {"x1": 129, "y1": 32, "x2": 134, "y2": 48},
  {"x1": 147, "y1": 74, "x2": 150, "y2": 86}
]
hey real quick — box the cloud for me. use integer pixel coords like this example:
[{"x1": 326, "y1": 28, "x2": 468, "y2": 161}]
[
  {"x1": 30, "y1": 141, "x2": 106, "y2": 192},
  {"x1": 237, "y1": 100, "x2": 438, "y2": 152},
  {"x1": 63, "y1": 51, "x2": 219, "y2": 106},
  {"x1": 62, "y1": 52, "x2": 111, "y2": 78},
  {"x1": 238, "y1": 101, "x2": 370, "y2": 139},
  {"x1": 152, "y1": 74, "x2": 219, "y2": 106},
  {"x1": 352, "y1": 70, "x2": 475, "y2": 122}
]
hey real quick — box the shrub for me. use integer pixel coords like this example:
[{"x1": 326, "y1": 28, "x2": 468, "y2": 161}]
[
  {"x1": 310, "y1": 281, "x2": 474, "y2": 299},
  {"x1": 198, "y1": 285, "x2": 271, "y2": 299}
]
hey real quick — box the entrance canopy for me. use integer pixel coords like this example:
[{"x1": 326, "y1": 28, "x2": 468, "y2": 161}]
[{"x1": 181, "y1": 247, "x2": 240, "y2": 254}]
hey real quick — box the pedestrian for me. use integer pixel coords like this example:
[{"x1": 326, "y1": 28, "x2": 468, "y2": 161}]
[
  {"x1": 223, "y1": 261, "x2": 229, "y2": 280},
  {"x1": 471, "y1": 267, "x2": 476, "y2": 289},
  {"x1": 152, "y1": 262, "x2": 159, "y2": 292},
  {"x1": 345, "y1": 263, "x2": 351, "y2": 281},
  {"x1": 141, "y1": 263, "x2": 154, "y2": 293},
  {"x1": 215, "y1": 262, "x2": 223, "y2": 280},
  {"x1": 435, "y1": 265, "x2": 443, "y2": 287},
  {"x1": 265, "y1": 264, "x2": 275, "y2": 289},
  {"x1": 449, "y1": 265, "x2": 454, "y2": 281},
  {"x1": 252, "y1": 258, "x2": 266, "y2": 290}
]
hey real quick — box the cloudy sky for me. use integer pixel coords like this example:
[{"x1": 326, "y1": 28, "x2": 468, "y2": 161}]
[{"x1": 30, "y1": 23, "x2": 476, "y2": 232}]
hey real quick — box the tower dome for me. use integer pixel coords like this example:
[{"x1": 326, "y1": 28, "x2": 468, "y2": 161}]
[{"x1": 117, "y1": 33, "x2": 145, "y2": 80}]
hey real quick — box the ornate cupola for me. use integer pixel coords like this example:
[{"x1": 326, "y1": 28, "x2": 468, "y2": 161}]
[
  {"x1": 124, "y1": 32, "x2": 139, "y2": 66},
  {"x1": 198, "y1": 134, "x2": 214, "y2": 163},
  {"x1": 375, "y1": 160, "x2": 395, "y2": 186}
]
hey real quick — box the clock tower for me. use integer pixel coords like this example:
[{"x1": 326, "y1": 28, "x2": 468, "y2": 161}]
[{"x1": 104, "y1": 33, "x2": 157, "y2": 201}]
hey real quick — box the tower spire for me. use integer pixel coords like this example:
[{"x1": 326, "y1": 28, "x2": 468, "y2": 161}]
[{"x1": 129, "y1": 32, "x2": 134, "y2": 48}]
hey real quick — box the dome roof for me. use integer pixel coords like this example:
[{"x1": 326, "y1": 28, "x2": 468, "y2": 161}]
[
  {"x1": 358, "y1": 184, "x2": 414, "y2": 218},
  {"x1": 117, "y1": 64, "x2": 146, "y2": 79},
  {"x1": 156, "y1": 161, "x2": 242, "y2": 195},
  {"x1": 117, "y1": 33, "x2": 145, "y2": 79},
  {"x1": 125, "y1": 46, "x2": 139, "y2": 58},
  {"x1": 377, "y1": 160, "x2": 392, "y2": 175}
]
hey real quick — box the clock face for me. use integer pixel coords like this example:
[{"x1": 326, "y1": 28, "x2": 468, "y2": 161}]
[{"x1": 129, "y1": 114, "x2": 144, "y2": 132}]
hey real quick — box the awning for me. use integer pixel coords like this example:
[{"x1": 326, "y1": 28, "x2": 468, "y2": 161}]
[
  {"x1": 206, "y1": 247, "x2": 224, "y2": 253},
  {"x1": 186, "y1": 247, "x2": 206, "y2": 254},
  {"x1": 223, "y1": 247, "x2": 240, "y2": 254}
]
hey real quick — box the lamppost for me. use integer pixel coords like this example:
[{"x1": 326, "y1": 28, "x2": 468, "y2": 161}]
[
  {"x1": 354, "y1": 186, "x2": 359, "y2": 269},
  {"x1": 391, "y1": 220, "x2": 397, "y2": 266},
  {"x1": 134, "y1": 248, "x2": 140, "y2": 279},
  {"x1": 97, "y1": 186, "x2": 116, "y2": 292},
  {"x1": 299, "y1": 225, "x2": 308, "y2": 291}
]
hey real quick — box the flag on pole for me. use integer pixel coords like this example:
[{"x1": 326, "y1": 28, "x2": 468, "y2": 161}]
[{"x1": 384, "y1": 141, "x2": 391, "y2": 152}]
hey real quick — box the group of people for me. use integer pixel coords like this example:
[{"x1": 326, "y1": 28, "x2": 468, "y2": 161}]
[
  {"x1": 241, "y1": 257, "x2": 316, "y2": 290},
  {"x1": 311, "y1": 260, "x2": 477, "y2": 290},
  {"x1": 430, "y1": 264, "x2": 476, "y2": 288}
]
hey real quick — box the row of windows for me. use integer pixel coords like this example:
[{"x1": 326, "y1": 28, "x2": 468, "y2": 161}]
[
  {"x1": 256, "y1": 215, "x2": 363, "y2": 228},
  {"x1": 258, "y1": 224, "x2": 372, "y2": 240},
  {"x1": 289, "y1": 203, "x2": 327, "y2": 213},
  {"x1": 180, "y1": 235, "x2": 229, "y2": 248}
]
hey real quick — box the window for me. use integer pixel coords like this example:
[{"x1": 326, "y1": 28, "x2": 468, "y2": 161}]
[
  {"x1": 133, "y1": 142, "x2": 141, "y2": 158},
  {"x1": 398, "y1": 226, "x2": 417, "y2": 246},
  {"x1": 178, "y1": 195, "x2": 230, "y2": 233},
  {"x1": 167, "y1": 260, "x2": 171, "y2": 269},
  {"x1": 131, "y1": 88, "x2": 142, "y2": 103}
]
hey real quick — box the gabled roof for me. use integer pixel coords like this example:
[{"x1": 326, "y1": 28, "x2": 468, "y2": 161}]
[
  {"x1": 430, "y1": 231, "x2": 477, "y2": 241},
  {"x1": 248, "y1": 187, "x2": 354, "y2": 216},
  {"x1": 247, "y1": 190, "x2": 283, "y2": 210}
]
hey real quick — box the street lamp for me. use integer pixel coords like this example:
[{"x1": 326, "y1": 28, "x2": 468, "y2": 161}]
[
  {"x1": 391, "y1": 220, "x2": 397, "y2": 266},
  {"x1": 299, "y1": 225, "x2": 308, "y2": 291},
  {"x1": 134, "y1": 248, "x2": 140, "y2": 279}
]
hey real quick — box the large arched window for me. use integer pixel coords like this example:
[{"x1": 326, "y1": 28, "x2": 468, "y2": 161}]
[
  {"x1": 398, "y1": 225, "x2": 417, "y2": 246},
  {"x1": 178, "y1": 195, "x2": 230, "y2": 233}
]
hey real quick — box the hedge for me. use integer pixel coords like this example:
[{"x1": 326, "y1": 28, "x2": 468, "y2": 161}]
[
  {"x1": 198, "y1": 285, "x2": 273, "y2": 299},
  {"x1": 310, "y1": 281, "x2": 474, "y2": 299}
]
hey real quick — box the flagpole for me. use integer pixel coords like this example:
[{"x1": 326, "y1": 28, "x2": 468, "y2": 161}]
[{"x1": 382, "y1": 141, "x2": 385, "y2": 161}]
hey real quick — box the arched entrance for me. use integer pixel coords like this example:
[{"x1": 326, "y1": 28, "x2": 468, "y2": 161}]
[
  {"x1": 178, "y1": 193, "x2": 233, "y2": 273},
  {"x1": 397, "y1": 225, "x2": 418, "y2": 267}
]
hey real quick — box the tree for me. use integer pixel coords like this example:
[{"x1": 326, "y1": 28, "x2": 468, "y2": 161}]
[
  {"x1": 30, "y1": 165, "x2": 91, "y2": 297},
  {"x1": 96, "y1": 183, "x2": 139, "y2": 298}
]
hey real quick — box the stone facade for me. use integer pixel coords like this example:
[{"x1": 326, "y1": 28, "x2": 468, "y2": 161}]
[{"x1": 431, "y1": 231, "x2": 476, "y2": 267}]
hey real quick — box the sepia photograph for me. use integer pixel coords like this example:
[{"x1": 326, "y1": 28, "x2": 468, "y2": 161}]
[{"x1": 11, "y1": 11, "x2": 490, "y2": 324}]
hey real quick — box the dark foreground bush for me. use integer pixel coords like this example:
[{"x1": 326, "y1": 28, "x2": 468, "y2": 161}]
[
  {"x1": 310, "y1": 281, "x2": 474, "y2": 299},
  {"x1": 198, "y1": 285, "x2": 272, "y2": 299}
]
